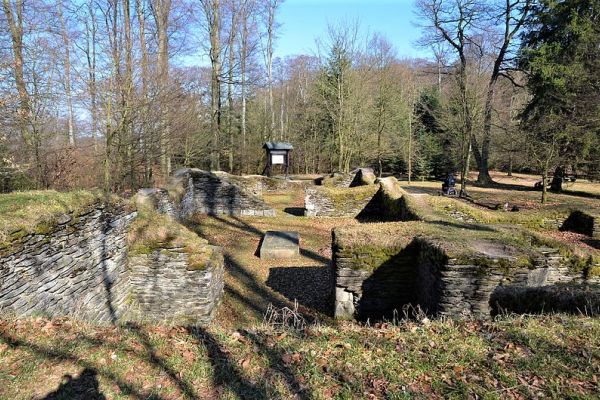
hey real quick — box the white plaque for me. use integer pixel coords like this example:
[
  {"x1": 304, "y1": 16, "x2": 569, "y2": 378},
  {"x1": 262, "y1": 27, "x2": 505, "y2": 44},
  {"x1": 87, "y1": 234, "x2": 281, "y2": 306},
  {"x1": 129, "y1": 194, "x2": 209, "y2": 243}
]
[{"x1": 271, "y1": 154, "x2": 285, "y2": 165}]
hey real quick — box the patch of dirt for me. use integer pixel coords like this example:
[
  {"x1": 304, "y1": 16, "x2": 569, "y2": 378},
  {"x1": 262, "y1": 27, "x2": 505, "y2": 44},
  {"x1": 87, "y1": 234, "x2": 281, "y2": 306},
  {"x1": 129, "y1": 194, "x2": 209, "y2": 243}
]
[
  {"x1": 471, "y1": 240, "x2": 518, "y2": 259},
  {"x1": 543, "y1": 231, "x2": 600, "y2": 254}
]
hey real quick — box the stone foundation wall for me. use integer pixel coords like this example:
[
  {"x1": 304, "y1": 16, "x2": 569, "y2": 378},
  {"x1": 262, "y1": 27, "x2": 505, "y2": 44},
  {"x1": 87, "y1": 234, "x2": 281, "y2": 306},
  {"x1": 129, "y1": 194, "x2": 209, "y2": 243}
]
[
  {"x1": 561, "y1": 210, "x2": 599, "y2": 238},
  {"x1": 0, "y1": 203, "x2": 136, "y2": 323},
  {"x1": 1, "y1": 199, "x2": 226, "y2": 326},
  {"x1": 231, "y1": 175, "x2": 291, "y2": 195},
  {"x1": 349, "y1": 168, "x2": 376, "y2": 187},
  {"x1": 304, "y1": 186, "x2": 379, "y2": 217},
  {"x1": 317, "y1": 172, "x2": 355, "y2": 188},
  {"x1": 333, "y1": 234, "x2": 588, "y2": 320},
  {"x1": 137, "y1": 188, "x2": 178, "y2": 219},
  {"x1": 128, "y1": 246, "x2": 224, "y2": 325},
  {"x1": 174, "y1": 169, "x2": 276, "y2": 218},
  {"x1": 490, "y1": 283, "x2": 600, "y2": 316},
  {"x1": 361, "y1": 178, "x2": 423, "y2": 222}
]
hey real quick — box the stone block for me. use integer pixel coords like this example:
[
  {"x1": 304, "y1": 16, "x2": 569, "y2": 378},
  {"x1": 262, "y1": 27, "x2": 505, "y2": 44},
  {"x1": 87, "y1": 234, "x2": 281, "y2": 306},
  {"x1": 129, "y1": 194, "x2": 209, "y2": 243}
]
[{"x1": 260, "y1": 231, "x2": 300, "y2": 259}]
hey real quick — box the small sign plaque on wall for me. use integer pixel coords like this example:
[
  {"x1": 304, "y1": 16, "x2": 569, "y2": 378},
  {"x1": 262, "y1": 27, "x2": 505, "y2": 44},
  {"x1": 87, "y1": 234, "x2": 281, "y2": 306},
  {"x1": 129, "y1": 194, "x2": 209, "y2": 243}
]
[{"x1": 271, "y1": 154, "x2": 285, "y2": 165}]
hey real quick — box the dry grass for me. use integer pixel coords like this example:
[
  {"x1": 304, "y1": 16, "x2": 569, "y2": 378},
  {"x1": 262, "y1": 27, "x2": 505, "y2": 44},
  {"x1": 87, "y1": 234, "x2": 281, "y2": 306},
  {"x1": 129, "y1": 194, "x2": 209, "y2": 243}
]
[
  {"x1": 1, "y1": 314, "x2": 599, "y2": 399},
  {"x1": 0, "y1": 190, "x2": 114, "y2": 245},
  {"x1": 1, "y1": 178, "x2": 600, "y2": 398},
  {"x1": 127, "y1": 203, "x2": 213, "y2": 269}
]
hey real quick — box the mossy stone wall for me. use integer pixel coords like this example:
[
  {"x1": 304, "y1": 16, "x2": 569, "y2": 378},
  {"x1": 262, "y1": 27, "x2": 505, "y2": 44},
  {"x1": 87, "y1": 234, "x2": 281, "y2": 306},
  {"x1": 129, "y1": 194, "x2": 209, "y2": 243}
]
[
  {"x1": 0, "y1": 203, "x2": 136, "y2": 323},
  {"x1": 304, "y1": 186, "x2": 379, "y2": 217},
  {"x1": 1, "y1": 199, "x2": 226, "y2": 326},
  {"x1": 561, "y1": 210, "x2": 599, "y2": 238},
  {"x1": 333, "y1": 233, "x2": 589, "y2": 320},
  {"x1": 128, "y1": 245, "x2": 224, "y2": 325},
  {"x1": 174, "y1": 169, "x2": 276, "y2": 218}
]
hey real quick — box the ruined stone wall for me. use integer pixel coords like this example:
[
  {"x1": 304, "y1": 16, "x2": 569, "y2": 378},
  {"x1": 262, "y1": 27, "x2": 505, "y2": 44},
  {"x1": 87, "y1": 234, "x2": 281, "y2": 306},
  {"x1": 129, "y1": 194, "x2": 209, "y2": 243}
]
[
  {"x1": 333, "y1": 234, "x2": 589, "y2": 320},
  {"x1": 304, "y1": 186, "x2": 379, "y2": 217},
  {"x1": 1, "y1": 199, "x2": 226, "y2": 326},
  {"x1": 229, "y1": 175, "x2": 291, "y2": 195},
  {"x1": 317, "y1": 173, "x2": 355, "y2": 188},
  {"x1": 365, "y1": 178, "x2": 423, "y2": 222},
  {"x1": 0, "y1": 203, "x2": 136, "y2": 323},
  {"x1": 174, "y1": 169, "x2": 276, "y2": 218},
  {"x1": 561, "y1": 210, "x2": 600, "y2": 238},
  {"x1": 128, "y1": 246, "x2": 224, "y2": 325}
]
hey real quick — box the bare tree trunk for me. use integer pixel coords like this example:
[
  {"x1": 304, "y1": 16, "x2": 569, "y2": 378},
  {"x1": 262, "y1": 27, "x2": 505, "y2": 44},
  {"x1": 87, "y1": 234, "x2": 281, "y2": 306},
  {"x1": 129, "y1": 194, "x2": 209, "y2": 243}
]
[
  {"x1": 152, "y1": 0, "x2": 172, "y2": 180},
  {"x1": 3, "y1": 0, "x2": 31, "y2": 148},
  {"x1": 240, "y1": 10, "x2": 248, "y2": 173},
  {"x1": 279, "y1": 84, "x2": 284, "y2": 140},
  {"x1": 202, "y1": 0, "x2": 221, "y2": 170},
  {"x1": 57, "y1": 0, "x2": 75, "y2": 146},
  {"x1": 84, "y1": 0, "x2": 98, "y2": 152},
  {"x1": 408, "y1": 112, "x2": 412, "y2": 184},
  {"x1": 105, "y1": 0, "x2": 120, "y2": 191},
  {"x1": 263, "y1": 0, "x2": 282, "y2": 139},
  {"x1": 136, "y1": 0, "x2": 151, "y2": 184},
  {"x1": 267, "y1": 10, "x2": 274, "y2": 138},
  {"x1": 227, "y1": 4, "x2": 236, "y2": 173},
  {"x1": 123, "y1": 0, "x2": 135, "y2": 188},
  {"x1": 541, "y1": 166, "x2": 548, "y2": 204}
]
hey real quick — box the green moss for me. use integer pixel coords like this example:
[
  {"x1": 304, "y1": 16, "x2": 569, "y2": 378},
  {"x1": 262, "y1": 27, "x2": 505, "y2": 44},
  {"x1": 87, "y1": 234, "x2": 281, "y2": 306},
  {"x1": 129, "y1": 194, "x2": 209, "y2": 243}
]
[
  {"x1": 587, "y1": 265, "x2": 600, "y2": 278},
  {"x1": 0, "y1": 189, "x2": 121, "y2": 246},
  {"x1": 128, "y1": 203, "x2": 213, "y2": 270}
]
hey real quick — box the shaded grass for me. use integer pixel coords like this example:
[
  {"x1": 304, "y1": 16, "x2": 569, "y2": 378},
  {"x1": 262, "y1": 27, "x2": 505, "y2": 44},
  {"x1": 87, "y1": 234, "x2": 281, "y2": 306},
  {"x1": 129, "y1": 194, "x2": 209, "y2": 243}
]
[{"x1": 1, "y1": 314, "x2": 599, "y2": 399}]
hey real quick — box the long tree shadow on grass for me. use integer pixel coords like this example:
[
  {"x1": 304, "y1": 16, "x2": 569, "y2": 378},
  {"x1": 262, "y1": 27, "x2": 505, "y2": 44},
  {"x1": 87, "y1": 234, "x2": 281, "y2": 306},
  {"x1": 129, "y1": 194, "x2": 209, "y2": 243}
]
[
  {"x1": 123, "y1": 322, "x2": 199, "y2": 400},
  {"x1": 0, "y1": 330, "x2": 164, "y2": 400},
  {"x1": 245, "y1": 330, "x2": 312, "y2": 399},
  {"x1": 0, "y1": 321, "x2": 279, "y2": 400},
  {"x1": 186, "y1": 326, "x2": 270, "y2": 399},
  {"x1": 266, "y1": 266, "x2": 333, "y2": 316},
  {"x1": 189, "y1": 214, "x2": 333, "y2": 322}
]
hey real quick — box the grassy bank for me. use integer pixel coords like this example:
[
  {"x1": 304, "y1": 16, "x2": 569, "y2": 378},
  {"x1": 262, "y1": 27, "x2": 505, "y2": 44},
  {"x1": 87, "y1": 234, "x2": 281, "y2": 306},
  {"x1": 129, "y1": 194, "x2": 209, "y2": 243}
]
[{"x1": 1, "y1": 314, "x2": 599, "y2": 399}]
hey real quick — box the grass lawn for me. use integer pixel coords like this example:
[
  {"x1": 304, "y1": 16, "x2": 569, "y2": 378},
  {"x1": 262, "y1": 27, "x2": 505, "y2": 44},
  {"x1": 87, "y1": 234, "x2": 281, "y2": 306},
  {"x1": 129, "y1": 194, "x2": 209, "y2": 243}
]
[{"x1": 1, "y1": 315, "x2": 599, "y2": 399}]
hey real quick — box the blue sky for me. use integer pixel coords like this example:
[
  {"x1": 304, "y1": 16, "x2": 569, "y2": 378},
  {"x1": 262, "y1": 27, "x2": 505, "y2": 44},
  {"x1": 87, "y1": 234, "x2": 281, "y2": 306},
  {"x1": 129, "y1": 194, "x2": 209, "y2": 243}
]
[{"x1": 274, "y1": 0, "x2": 430, "y2": 60}]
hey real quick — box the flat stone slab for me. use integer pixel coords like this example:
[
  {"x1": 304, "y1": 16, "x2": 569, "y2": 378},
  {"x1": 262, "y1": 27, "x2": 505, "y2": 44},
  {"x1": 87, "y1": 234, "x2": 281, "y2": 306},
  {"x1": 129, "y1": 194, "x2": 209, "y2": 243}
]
[{"x1": 260, "y1": 231, "x2": 300, "y2": 259}]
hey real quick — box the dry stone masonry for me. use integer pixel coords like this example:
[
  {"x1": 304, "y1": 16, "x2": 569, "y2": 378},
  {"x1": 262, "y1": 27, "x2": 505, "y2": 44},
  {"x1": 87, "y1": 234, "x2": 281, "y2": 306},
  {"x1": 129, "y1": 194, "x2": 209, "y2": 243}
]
[
  {"x1": 0, "y1": 199, "x2": 225, "y2": 326},
  {"x1": 561, "y1": 210, "x2": 600, "y2": 238},
  {"x1": 128, "y1": 245, "x2": 224, "y2": 325},
  {"x1": 333, "y1": 232, "x2": 595, "y2": 320},
  {"x1": 173, "y1": 169, "x2": 276, "y2": 218},
  {"x1": 0, "y1": 202, "x2": 136, "y2": 323},
  {"x1": 304, "y1": 186, "x2": 379, "y2": 217},
  {"x1": 331, "y1": 180, "x2": 599, "y2": 321}
]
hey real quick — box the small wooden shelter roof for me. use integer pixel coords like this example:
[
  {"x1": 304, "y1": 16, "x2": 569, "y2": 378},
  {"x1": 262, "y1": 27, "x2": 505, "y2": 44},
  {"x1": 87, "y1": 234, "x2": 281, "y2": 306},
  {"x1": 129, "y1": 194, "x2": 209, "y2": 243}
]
[{"x1": 263, "y1": 142, "x2": 294, "y2": 151}]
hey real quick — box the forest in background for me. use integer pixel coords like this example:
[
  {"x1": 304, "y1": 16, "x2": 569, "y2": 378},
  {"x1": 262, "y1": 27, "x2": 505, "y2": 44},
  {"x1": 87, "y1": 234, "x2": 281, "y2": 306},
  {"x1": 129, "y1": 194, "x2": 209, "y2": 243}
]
[{"x1": 0, "y1": 0, "x2": 598, "y2": 198}]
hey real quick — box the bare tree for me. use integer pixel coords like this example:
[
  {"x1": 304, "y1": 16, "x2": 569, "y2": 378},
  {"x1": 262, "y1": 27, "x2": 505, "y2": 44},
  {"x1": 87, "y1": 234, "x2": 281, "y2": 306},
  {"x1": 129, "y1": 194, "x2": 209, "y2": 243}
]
[
  {"x1": 151, "y1": 0, "x2": 172, "y2": 180},
  {"x1": 2, "y1": 0, "x2": 30, "y2": 148},
  {"x1": 261, "y1": 0, "x2": 283, "y2": 139},
  {"x1": 199, "y1": 0, "x2": 222, "y2": 170},
  {"x1": 57, "y1": 0, "x2": 75, "y2": 146},
  {"x1": 417, "y1": 0, "x2": 531, "y2": 186}
]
